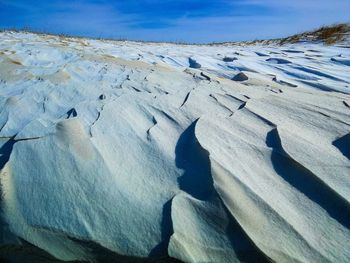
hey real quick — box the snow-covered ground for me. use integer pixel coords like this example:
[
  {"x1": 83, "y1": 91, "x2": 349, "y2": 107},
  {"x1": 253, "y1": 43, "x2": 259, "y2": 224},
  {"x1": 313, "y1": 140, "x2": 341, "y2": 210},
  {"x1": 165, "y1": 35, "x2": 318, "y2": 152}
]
[{"x1": 0, "y1": 31, "x2": 350, "y2": 262}]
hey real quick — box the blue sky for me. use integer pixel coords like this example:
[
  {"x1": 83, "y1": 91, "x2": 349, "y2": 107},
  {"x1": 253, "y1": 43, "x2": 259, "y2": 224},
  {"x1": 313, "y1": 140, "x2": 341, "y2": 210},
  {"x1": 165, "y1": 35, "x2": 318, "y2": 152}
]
[{"x1": 0, "y1": 0, "x2": 349, "y2": 43}]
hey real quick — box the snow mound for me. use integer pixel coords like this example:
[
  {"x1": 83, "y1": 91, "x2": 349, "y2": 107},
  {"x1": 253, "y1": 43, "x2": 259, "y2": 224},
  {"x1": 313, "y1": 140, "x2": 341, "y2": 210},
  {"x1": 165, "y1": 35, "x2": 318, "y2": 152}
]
[{"x1": 0, "y1": 31, "x2": 350, "y2": 262}]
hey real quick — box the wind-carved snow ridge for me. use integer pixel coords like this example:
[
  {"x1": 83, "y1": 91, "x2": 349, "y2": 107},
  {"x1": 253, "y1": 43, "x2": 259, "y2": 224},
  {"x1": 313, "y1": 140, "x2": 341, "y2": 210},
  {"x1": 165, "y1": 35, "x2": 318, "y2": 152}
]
[{"x1": 0, "y1": 31, "x2": 350, "y2": 263}]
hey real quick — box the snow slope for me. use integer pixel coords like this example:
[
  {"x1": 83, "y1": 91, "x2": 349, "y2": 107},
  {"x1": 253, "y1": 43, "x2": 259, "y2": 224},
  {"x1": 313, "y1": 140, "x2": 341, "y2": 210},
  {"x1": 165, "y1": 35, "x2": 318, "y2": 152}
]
[{"x1": 0, "y1": 31, "x2": 350, "y2": 262}]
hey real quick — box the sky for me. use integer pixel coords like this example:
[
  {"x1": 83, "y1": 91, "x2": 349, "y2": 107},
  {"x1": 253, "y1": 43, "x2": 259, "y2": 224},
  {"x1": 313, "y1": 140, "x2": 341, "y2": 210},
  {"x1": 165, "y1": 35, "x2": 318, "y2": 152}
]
[{"x1": 0, "y1": 0, "x2": 349, "y2": 43}]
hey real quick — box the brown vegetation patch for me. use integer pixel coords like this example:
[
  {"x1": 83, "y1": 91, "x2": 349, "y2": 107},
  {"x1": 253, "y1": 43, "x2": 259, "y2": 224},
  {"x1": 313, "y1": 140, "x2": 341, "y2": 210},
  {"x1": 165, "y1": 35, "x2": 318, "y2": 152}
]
[
  {"x1": 10, "y1": 59, "x2": 22, "y2": 65},
  {"x1": 316, "y1": 24, "x2": 350, "y2": 44},
  {"x1": 279, "y1": 23, "x2": 350, "y2": 45}
]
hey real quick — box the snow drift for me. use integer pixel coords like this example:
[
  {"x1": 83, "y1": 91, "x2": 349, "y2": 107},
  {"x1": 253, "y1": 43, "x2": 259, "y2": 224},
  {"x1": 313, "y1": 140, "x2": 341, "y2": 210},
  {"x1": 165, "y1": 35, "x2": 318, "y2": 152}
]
[{"x1": 0, "y1": 29, "x2": 350, "y2": 262}]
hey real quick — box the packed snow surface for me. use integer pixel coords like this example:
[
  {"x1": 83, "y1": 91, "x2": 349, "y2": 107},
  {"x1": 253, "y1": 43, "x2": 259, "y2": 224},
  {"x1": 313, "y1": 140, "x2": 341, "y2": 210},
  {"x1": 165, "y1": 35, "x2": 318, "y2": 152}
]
[{"x1": 0, "y1": 31, "x2": 350, "y2": 262}]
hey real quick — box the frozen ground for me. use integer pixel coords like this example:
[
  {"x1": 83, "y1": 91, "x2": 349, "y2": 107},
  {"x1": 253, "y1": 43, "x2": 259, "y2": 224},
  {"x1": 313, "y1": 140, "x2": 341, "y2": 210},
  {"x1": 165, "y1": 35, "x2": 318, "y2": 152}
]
[{"x1": 0, "y1": 31, "x2": 350, "y2": 262}]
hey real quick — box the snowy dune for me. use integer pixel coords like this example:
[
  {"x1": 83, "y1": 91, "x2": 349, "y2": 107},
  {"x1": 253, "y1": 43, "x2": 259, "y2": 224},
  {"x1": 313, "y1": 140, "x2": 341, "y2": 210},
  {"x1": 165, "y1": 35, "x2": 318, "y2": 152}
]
[{"x1": 0, "y1": 31, "x2": 350, "y2": 262}]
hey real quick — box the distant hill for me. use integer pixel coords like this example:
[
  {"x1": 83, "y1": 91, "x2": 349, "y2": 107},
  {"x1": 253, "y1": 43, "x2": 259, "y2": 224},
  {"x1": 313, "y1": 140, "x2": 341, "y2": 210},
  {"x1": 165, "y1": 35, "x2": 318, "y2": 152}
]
[
  {"x1": 2, "y1": 23, "x2": 350, "y2": 46},
  {"x1": 280, "y1": 23, "x2": 350, "y2": 45},
  {"x1": 236, "y1": 23, "x2": 350, "y2": 46}
]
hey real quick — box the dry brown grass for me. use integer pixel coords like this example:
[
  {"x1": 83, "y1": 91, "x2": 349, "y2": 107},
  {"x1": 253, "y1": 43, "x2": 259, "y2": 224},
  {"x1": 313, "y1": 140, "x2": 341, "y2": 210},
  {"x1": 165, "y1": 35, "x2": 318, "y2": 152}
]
[
  {"x1": 279, "y1": 23, "x2": 350, "y2": 45},
  {"x1": 316, "y1": 24, "x2": 349, "y2": 44},
  {"x1": 10, "y1": 59, "x2": 22, "y2": 65}
]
